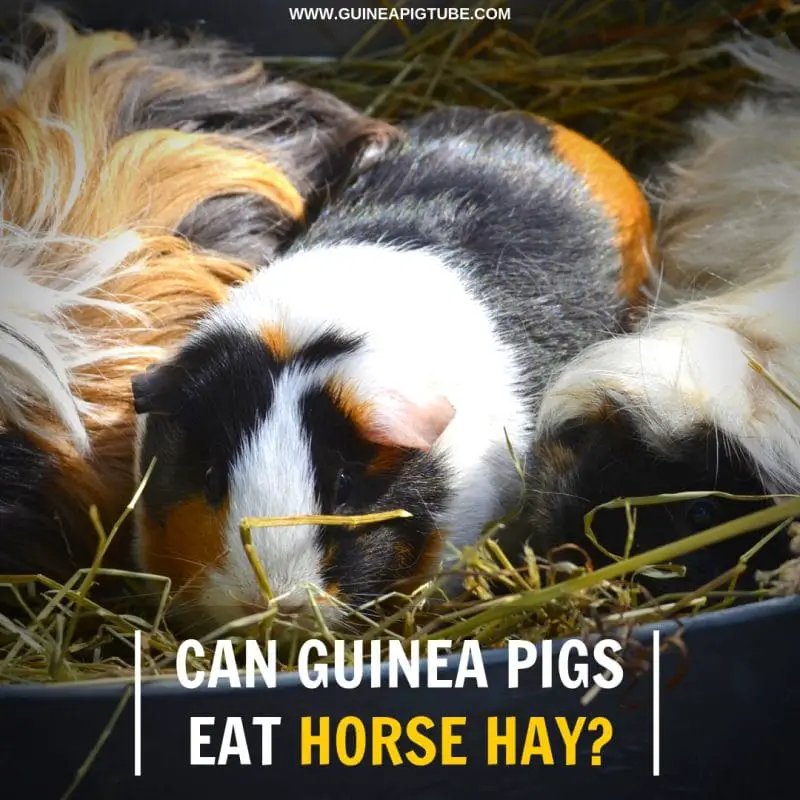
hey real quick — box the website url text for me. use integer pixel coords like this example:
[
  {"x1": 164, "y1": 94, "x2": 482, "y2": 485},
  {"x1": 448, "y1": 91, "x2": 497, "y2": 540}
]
[{"x1": 288, "y1": 7, "x2": 511, "y2": 23}]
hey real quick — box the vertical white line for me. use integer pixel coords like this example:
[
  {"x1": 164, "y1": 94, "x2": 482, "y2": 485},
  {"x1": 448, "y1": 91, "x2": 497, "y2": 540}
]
[
  {"x1": 134, "y1": 629, "x2": 142, "y2": 777},
  {"x1": 652, "y1": 629, "x2": 660, "y2": 777}
]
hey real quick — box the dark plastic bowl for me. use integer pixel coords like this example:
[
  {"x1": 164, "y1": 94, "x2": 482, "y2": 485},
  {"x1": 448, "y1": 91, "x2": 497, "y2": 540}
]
[{"x1": 1, "y1": 596, "x2": 799, "y2": 799}]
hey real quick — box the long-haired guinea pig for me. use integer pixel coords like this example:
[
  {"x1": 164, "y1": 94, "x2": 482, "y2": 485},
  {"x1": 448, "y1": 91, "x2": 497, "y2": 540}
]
[
  {"x1": 652, "y1": 36, "x2": 800, "y2": 301},
  {"x1": 0, "y1": 8, "x2": 395, "y2": 587},
  {"x1": 518, "y1": 37, "x2": 800, "y2": 596},
  {"x1": 131, "y1": 105, "x2": 655, "y2": 633}
]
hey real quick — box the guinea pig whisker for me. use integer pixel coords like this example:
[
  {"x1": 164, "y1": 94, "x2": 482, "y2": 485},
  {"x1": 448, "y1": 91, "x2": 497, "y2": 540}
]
[
  {"x1": 158, "y1": 555, "x2": 209, "y2": 570},
  {"x1": 712, "y1": 423, "x2": 722, "y2": 485},
  {"x1": 663, "y1": 504, "x2": 677, "y2": 526},
  {"x1": 527, "y1": 487, "x2": 591, "y2": 503},
  {"x1": 157, "y1": 558, "x2": 213, "y2": 609}
]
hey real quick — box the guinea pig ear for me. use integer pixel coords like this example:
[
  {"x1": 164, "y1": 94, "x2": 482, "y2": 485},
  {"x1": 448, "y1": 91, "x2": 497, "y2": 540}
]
[
  {"x1": 360, "y1": 390, "x2": 455, "y2": 452},
  {"x1": 130, "y1": 363, "x2": 181, "y2": 416}
]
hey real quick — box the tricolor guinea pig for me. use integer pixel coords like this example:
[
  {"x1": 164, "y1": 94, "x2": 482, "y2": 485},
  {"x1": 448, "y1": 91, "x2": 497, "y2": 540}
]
[
  {"x1": 520, "y1": 37, "x2": 800, "y2": 595},
  {"x1": 0, "y1": 8, "x2": 394, "y2": 588},
  {"x1": 130, "y1": 106, "x2": 654, "y2": 633}
]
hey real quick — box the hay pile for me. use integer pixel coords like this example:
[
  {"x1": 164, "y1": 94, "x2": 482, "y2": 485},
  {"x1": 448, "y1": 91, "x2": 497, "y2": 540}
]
[
  {"x1": 269, "y1": 0, "x2": 800, "y2": 173},
  {"x1": 2, "y1": 0, "x2": 800, "y2": 688}
]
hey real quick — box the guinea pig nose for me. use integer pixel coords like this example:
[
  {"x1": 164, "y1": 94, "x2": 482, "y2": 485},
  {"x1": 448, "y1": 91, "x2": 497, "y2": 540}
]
[
  {"x1": 275, "y1": 589, "x2": 312, "y2": 615},
  {"x1": 277, "y1": 599, "x2": 306, "y2": 615}
]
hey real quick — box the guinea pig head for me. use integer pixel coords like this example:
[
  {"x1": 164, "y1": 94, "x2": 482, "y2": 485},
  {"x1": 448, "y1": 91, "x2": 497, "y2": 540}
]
[
  {"x1": 130, "y1": 322, "x2": 456, "y2": 634},
  {"x1": 523, "y1": 399, "x2": 788, "y2": 596}
]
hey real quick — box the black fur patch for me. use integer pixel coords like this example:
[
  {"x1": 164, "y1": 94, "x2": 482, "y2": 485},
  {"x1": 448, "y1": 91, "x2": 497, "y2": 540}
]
[
  {"x1": 317, "y1": 453, "x2": 451, "y2": 607},
  {"x1": 175, "y1": 194, "x2": 288, "y2": 268},
  {"x1": 294, "y1": 331, "x2": 365, "y2": 370},
  {"x1": 138, "y1": 320, "x2": 450, "y2": 605},
  {"x1": 138, "y1": 328, "x2": 364, "y2": 523},
  {"x1": 139, "y1": 327, "x2": 277, "y2": 521},
  {"x1": 0, "y1": 432, "x2": 90, "y2": 581},
  {"x1": 300, "y1": 386, "x2": 450, "y2": 604},
  {"x1": 300, "y1": 387, "x2": 379, "y2": 513},
  {"x1": 518, "y1": 405, "x2": 789, "y2": 595}
]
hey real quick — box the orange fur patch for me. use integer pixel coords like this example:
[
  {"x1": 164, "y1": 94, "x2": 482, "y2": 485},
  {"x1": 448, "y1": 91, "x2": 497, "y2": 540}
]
[
  {"x1": 590, "y1": 396, "x2": 624, "y2": 425},
  {"x1": 367, "y1": 446, "x2": 405, "y2": 475},
  {"x1": 546, "y1": 120, "x2": 655, "y2": 306},
  {"x1": 140, "y1": 497, "x2": 229, "y2": 592},
  {"x1": 324, "y1": 580, "x2": 340, "y2": 598},
  {"x1": 539, "y1": 441, "x2": 578, "y2": 475},
  {"x1": 416, "y1": 529, "x2": 446, "y2": 577},
  {"x1": 325, "y1": 379, "x2": 373, "y2": 435},
  {"x1": 322, "y1": 541, "x2": 339, "y2": 570},
  {"x1": 261, "y1": 325, "x2": 293, "y2": 361},
  {"x1": 25, "y1": 426, "x2": 126, "y2": 563}
]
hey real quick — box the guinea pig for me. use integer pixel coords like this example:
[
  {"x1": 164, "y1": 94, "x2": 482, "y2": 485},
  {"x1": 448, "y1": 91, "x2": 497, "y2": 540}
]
[
  {"x1": 652, "y1": 36, "x2": 800, "y2": 301},
  {"x1": 523, "y1": 399, "x2": 787, "y2": 597},
  {"x1": 0, "y1": 7, "x2": 395, "y2": 587},
  {"x1": 131, "y1": 105, "x2": 655, "y2": 633},
  {"x1": 519, "y1": 36, "x2": 800, "y2": 595}
]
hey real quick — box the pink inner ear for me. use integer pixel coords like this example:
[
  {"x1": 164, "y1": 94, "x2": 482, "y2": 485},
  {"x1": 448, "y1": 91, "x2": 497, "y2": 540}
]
[{"x1": 361, "y1": 391, "x2": 456, "y2": 451}]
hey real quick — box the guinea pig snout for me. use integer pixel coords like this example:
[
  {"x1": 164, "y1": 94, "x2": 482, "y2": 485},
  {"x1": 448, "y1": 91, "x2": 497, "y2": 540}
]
[
  {"x1": 237, "y1": 595, "x2": 305, "y2": 616},
  {"x1": 275, "y1": 595, "x2": 310, "y2": 615},
  {"x1": 234, "y1": 576, "x2": 332, "y2": 619}
]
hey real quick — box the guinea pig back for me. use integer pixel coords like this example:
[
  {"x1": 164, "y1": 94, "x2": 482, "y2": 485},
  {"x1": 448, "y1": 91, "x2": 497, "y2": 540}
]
[
  {"x1": 528, "y1": 113, "x2": 656, "y2": 311},
  {"x1": 0, "y1": 6, "x2": 397, "y2": 590}
]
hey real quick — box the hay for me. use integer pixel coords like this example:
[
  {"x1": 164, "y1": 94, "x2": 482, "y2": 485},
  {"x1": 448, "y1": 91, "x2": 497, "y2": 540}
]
[
  {"x1": 2, "y1": 0, "x2": 800, "y2": 688},
  {"x1": 266, "y1": 0, "x2": 800, "y2": 173}
]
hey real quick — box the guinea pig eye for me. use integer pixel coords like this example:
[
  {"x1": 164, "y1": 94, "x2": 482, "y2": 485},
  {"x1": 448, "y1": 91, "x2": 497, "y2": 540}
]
[
  {"x1": 684, "y1": 498, "x2": 723, "y2": 533},
  {"x1": 334, "y1": 467, "x2": 353, "y2": 509},
  {"x1": 204, "y1": 465, "x2": 226, "y2": 507}
]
